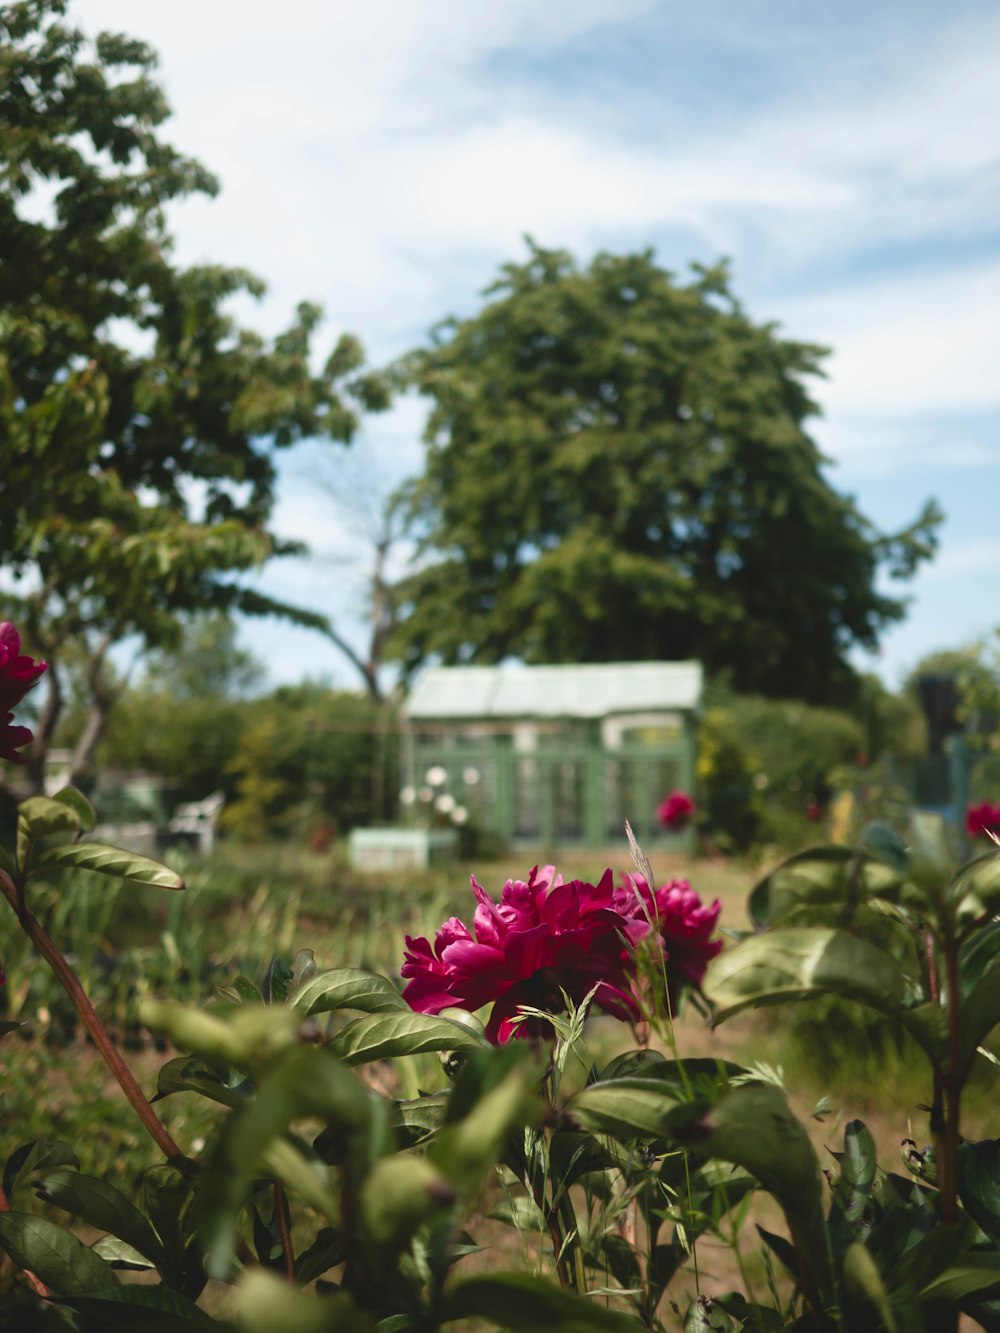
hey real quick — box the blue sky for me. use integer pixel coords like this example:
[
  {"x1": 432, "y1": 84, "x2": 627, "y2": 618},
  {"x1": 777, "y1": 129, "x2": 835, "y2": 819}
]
[{"x1": 74, "y1": 0, "x2": 1000, "y2": 692}]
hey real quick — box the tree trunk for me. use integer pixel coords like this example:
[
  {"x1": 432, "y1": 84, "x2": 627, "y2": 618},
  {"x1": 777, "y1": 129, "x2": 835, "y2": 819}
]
[
  {"x1": 26, "y1": 660, "x2": 62, "y2": 795},
  {"x1": 68, "y1": 698, "x2": 111, "y2": 791},
  {"x1": 67, "y1": 637, "x2": 116, "y2": 790}
]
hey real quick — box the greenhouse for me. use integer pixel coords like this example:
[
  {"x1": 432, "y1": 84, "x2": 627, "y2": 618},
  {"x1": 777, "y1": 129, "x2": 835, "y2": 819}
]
[{"x1": 402, "y1": 661, "x2": 702, "y2": 850}]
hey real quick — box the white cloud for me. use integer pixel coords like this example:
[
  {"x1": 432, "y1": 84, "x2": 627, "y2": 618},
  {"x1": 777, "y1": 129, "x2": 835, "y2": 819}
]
[
  {"x1": 71, "y1": 0, "x2": 1000, "y2": 364},
  {"x1": 920, "y1": 539, "x2": 1000, "y2": 583},
  {"x1": 774, "y1": 260, "x2": 1000, "y2": 421},
  {"x1": 61, "y1": 0, "x2": 1000, "y2": 684}
]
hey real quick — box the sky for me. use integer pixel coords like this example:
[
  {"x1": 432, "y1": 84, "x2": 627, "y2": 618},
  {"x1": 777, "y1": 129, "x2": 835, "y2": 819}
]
[{"x1": 72, "y1": 0, "x2": 1000, "y2": 693}]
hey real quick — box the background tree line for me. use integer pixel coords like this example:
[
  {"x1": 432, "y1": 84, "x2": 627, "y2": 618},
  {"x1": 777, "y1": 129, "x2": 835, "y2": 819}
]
[{"x1": 2, "y1": 0, "x2": 949, "y2": 834}]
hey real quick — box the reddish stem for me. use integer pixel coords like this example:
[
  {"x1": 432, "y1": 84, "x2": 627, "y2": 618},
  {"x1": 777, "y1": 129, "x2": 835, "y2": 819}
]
[
  {"x1": 273, "y1": 1182, "x2": 295, "y2": 1282},
  {"x1": 0, "y1": 869, "x2": 182, "y2": 1161}
]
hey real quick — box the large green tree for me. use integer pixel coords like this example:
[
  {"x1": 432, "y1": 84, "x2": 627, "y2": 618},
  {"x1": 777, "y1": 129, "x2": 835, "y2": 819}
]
[
  {"x1": 0, "y1": 0, "x2": 387, "y2": 788},
  {"x1": 389, "y1": 243, "x2": 941, "y2": 703}
]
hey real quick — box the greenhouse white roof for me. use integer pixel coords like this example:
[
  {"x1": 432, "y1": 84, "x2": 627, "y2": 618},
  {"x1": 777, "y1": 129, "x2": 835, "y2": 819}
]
[{"x1": 405, "y1": 662, "x2": 702, "y2": 721}]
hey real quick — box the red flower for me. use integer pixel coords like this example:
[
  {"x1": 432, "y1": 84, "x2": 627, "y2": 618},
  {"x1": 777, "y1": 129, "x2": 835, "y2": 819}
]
[
  {"x1": 402, "y1": 865, "x2": 724, "y2": 1043},
  {"x1": 402, "y1": 866, "x2": 651, "y2": 1043},
  {"x1": 0, "y1": 715, "x2": 35, "y2": 764},
  {"x1": 613, "y1": 875, "x2": 723, "y2": 996},
  {"x1": 967, "y1": 801, "x2": 1000, "y2": 840},
  {"x1": 657, "y1": 790, "x2": 696, "y2": 831},
  {"x1": 805, "y1": 801, "x2": 823, "y2": 822},
  {"x1": 0, "y1": 623, "x2": 46, "y2": 763}
]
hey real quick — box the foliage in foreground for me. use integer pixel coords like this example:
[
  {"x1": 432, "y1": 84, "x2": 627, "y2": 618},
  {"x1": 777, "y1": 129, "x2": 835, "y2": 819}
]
[{"x1": 6, "y1": 776, "x2": 1000, "y2": 1331}]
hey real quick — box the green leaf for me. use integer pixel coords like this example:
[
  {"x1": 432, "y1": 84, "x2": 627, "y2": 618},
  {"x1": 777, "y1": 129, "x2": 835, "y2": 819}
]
[
  {"x1": 919, "y1": 1258, "x2": 1000, "y2": 1304},
  {"x1": 756, "y1": 1225, "x2": 799, "y2": 1280},
  {"x1": 955, "y1": 849, "x2": 1000, "y2": 933},
  {"x1": 960, "y1": 919, "x2": 1000, "y2": 997},
  {"x1": 835, "y1": 1120, "x2": 877, "y2": 1225},
  {"x1": 58, "y1": 1284, "x2": 222, "y2": 1330},
  {"x1": 226, "y1": 974, "x2": 265, "y2": 1005},
  {"x1": 705, "y1": 928, "x2": 915, "y2": 1032},
  {"x1": 290, "y1": 967, "x2": 407, "y2": 1016},
  {"x1": 18, "y1": 795, "x2": 83, "y2": 836},
  {"x1": 842, "y1": 1241, "x2": 896, "y2": 1332},
  {"x1": 29, "y1": 840, "x2": 185, "y2": 890},
  {"x1": 549, "y1": 1131, "x2": 622, "y2": 1191},
  {"x1": 959, "y1": 962, "x2": 1000, "y2": 1070},
  {"x1": 198, "y1": 1046, "x2": 365, "y2": 1277},
  {"x1": 748, "y1": 847, "x2": 904, "y2": 927},
  {"x1": 888, "y1": 1212, "x2": 976, "y2": 1293},
  {"x1": 238, "y1": 1269, "x2": 374, "y2": 1333},
  {"x1": 442, "y1": 1272, "x2": 642, "y2": 1331},
  {"x1": 140, "y1": 1001, "x2": 300, "y2": 1071},
  {"x1": 154, "y1": 1057, "x2": 251, "y2": 1110},
  {"x1": 16, "y1": 795, "x2": 83, "y2": 869},
  {"x1": 294, "y1": 1227, "x2": 346, "y2": 1285},
  {"x1": 0, "y1": 1211, "x2": 120, "y2": 1296},
  {"x1": 568, "y1": 1077, "x2": 683, "y2": 1140},
  {"x1": 360, "y1": 1153, "x2": 455, "y2": 1248},
  {"x1": 35, "y1": 1169, "x2": 166, "y2": 1267},
  {"x1": 596, "y1": 1051, "x2": 748, "y2": 1088},
  {"x1": 675, "y1": 1085, "x2": 823, "y2": 1221},
  {"x1": 262, "y1": 956, "x2": 294, "y2": 1004},
  {"x1": 429, "y1": 1064, "x2": 539, "y2": 1191},
  {"x1": 393, "y1": 1092, "x2": 450, "y2": 1140},
  {"x1": 4, "y1": 1139, "x2": 79, "y2": 1200},
  {"x1": 710, "y1": 1294, "x2": 785, "y2": 1330},
  {"x1": 899, "y1": 1002, "x2": 949, "y2": 1063},
  {"x1": 328, "y1": 1011, "x2": 489, "y2": 1065},
  {"x1": 859, "y1": 822, "x2": 911, "y2": 876},
  {"x1": 684, "y1": 1295, "x2": 734, "y2": 1331},
  {"x1": 92, "y1": 1235, "x2": 157, "y2": 1270},
  {"x1": 958, "y1": 1140, "x2": 1000, "y2": 1239},
  {"x1": 673, "y1": 1086, "x2": 832, "y2": 1308},
  {"x1": 50, "y1": 787, "x2": 96, "y2": 833}
]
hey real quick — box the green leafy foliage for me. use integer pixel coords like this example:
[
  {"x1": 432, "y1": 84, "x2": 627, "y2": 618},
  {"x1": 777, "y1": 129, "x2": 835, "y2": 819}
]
[
  {"x1": 0, "y1": 0, "x2": 387, "y2": 788},
  {"x1": 389, "y1": 240, "x2": 940, "y2": 702},
  {"x1": 0, "y1": 1211, "x2": 119, "y2": 1295},
  {"x1": 11, "y1": 783, "x2": 1000, "y2": 1332}
]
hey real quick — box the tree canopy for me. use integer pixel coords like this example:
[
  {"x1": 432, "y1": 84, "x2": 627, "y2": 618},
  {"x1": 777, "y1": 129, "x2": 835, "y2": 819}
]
[
  {"x1": 0, "y1": 0, "x2": 387, "y2": 786},
  {"x1": 389, "y1": 243, "x2": 941, "y2": 703}
]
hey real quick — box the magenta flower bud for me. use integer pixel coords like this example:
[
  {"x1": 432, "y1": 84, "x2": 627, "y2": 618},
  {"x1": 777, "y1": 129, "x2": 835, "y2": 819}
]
[
  {"x1": 0, "y1": 624, "x2": 47, "y2": 764},
  {"x1": 657, "y1": 790, "x2": 696, "y2": 831}
]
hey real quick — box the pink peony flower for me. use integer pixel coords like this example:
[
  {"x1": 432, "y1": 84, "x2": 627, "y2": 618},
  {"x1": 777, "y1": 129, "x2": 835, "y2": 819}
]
[
  {"x1": 402, "y1": 865, "x2": 652, "y2": 1043},
  {"x1": 657, "y1": 790, "x2": 696, "y2": 832},
  {"x1": 0, "y1": 714, "x2": 35, "y2": 764},
  {"x1": 967, "y1": 801, "x2": 1000, "y2": 840},
  {"x1": 402, "y1": 865, "x2": 724, "y2": 1042},
  {"x1": 613, "y1": 875, "x2": 723, "y2": 996},
  {"x1": 0, "y1": 623, "x2": 46, "y2": 763}
]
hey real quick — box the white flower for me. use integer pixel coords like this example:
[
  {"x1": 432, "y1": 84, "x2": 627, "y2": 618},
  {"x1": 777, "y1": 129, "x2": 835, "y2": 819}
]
[
  {"x1": 399, "y1": 785, "x2": 416, "y2": 805},
  {"x1": 435, "y1": 793, "x2": 456, "y2": 814},
  {"x1": 462, "y1": 767, "x2": 480, "y2": 786},
  {"x1": 425, "y1": 765, "x2": 448, "y2": 787},
  {"x1": 451, "y1": 805, "x2": 469, "y2": 825},
  {"x1": 419, "y1": 786, "x2": 434, "y2": 803}
]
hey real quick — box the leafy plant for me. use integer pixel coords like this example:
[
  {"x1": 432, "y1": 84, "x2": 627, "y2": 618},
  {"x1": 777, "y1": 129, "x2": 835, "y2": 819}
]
[{"x1": 7, "y1": 624, "x2": 1000, "y2": 1330}]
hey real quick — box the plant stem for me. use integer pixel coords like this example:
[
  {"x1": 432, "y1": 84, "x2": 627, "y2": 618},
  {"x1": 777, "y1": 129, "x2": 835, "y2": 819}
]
[
  {"x1": 556, "y1": 1187, "x2": 586, "y2": 1293},
  {"x1": 940, "y1": 944, "x2": 963, "y2": 1227},
  {"x1": 273, "y1": 1182, "x2": 295, "y2": 1282},
  {"x1": 0, "y1": 869, "x2": 182, "y2": 1161}
]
